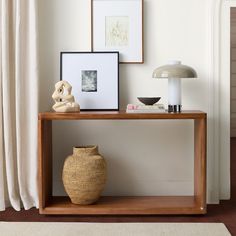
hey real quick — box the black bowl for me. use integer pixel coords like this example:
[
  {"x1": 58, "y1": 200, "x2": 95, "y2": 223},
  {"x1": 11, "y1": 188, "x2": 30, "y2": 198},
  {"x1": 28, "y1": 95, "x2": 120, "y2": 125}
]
[{"x1": 137, "y1": 97, "x2": 161, "y2": 106}]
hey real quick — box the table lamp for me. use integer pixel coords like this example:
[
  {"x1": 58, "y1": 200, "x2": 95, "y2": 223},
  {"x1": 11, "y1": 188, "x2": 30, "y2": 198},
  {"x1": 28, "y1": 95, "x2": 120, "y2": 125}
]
[{"x1": 152, "y1": 60, "x2": 197, "y2": 113}]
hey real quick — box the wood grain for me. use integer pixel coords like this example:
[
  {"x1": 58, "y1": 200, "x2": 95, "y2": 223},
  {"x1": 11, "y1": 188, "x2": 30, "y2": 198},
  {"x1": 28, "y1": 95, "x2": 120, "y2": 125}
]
[
  {"x1": 38, "y1": 120, "x2": 52, "y2": 213},
  {"x1": 38, "y1": 110, "x2": 207, "y2": 215},
  {"x1": 194, "y1": 118, "x2": 207, "y2": 213},
  {"x1": 38, "y1": 111, "x2": 206, "y2": 121},
  {"x1": 41, "y1": 196, "x2": 204, "y2": 215}
]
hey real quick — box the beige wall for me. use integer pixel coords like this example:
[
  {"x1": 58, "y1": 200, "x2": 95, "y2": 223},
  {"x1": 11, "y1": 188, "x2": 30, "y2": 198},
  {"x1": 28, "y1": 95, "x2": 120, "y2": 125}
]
[{"x1": 38, "y1": 0, "x2": 209, "y2": 197}]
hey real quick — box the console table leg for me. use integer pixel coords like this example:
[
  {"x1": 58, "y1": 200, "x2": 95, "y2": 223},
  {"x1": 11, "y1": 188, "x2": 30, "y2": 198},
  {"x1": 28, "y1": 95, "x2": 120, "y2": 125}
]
[
  {"x1": 38, "y1": 120, "x2": 52, "y2": 212},
  {"x1": 194, "y1": 118, "x2": 207, "y2": 213}
]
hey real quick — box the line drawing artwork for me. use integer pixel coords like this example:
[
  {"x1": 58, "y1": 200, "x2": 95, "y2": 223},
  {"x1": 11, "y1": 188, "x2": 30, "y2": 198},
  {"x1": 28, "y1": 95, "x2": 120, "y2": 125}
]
[{"x1": 105, "y1": 16, "x2": 129, "y2": 47}]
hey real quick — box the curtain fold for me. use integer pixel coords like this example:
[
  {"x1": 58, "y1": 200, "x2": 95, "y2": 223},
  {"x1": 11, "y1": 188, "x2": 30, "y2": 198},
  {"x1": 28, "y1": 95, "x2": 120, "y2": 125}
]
[{"x1": 0, "y1": 0, "x2": 38, "y2": 211}]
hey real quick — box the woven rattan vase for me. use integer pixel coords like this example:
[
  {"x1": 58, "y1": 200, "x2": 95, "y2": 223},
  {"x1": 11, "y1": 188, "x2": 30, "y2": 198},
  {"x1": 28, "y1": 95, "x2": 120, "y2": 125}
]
[{"x1": 62, "y1": 146, "x2": 107, "y2": 205}]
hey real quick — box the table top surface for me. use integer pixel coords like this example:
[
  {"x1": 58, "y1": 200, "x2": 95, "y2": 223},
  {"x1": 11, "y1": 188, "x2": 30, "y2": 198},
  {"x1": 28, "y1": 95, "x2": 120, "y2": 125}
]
[{"x1": 38, "y1": 110, "x2": 207, "y2": 120}]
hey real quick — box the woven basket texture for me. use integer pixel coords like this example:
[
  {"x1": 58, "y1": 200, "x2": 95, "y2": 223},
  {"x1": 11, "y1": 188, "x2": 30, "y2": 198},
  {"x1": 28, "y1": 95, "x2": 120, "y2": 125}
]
[{"x1": 62, "y1": 146, "x2": 107, "y2": 205}]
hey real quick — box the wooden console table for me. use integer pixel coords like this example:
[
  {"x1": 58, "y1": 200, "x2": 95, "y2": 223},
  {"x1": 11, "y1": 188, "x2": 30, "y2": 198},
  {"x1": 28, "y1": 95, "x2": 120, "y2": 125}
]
[{"x1": 38, "y1": 111, "x2": 207, "y2": 215}]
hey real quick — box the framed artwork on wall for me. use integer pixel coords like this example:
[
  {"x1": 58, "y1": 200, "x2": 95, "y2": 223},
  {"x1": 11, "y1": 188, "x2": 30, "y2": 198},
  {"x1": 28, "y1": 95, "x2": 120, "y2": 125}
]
[
  {"x1": 91, "y1": 0, "x2": 144, "y2": 64},
  {"x1": 60, "y1": 52, "x2": 119, "y2": 111}
]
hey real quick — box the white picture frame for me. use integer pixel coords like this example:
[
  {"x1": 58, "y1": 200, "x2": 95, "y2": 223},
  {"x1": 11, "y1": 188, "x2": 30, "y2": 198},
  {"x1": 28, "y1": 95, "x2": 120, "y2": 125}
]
[
  {"x1": 91, "y1": 0, "x2": 144, "y2": 64},
  {"x1": 60, "y1": 52, "x2": 119, "y2": 111}
]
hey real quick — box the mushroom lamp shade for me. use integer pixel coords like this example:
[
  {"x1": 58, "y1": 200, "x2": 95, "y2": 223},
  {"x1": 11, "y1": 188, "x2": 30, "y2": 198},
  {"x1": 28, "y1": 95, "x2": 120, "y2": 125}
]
[{"x1": 152, "y1": 61, "x2": 197, "y2": 112}]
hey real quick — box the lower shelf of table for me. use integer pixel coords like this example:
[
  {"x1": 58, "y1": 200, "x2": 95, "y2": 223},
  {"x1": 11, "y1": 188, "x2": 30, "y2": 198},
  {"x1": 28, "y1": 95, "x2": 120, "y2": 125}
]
[{"x1": 40, "y1": 196, "x2": 206, "y2": 215}]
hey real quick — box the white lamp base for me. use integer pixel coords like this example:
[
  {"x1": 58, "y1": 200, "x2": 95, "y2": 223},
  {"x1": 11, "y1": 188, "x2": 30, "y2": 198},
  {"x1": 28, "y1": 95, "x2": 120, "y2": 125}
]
[{"x1": 168, "y1": 78, "x2": 182, "y2": 113}]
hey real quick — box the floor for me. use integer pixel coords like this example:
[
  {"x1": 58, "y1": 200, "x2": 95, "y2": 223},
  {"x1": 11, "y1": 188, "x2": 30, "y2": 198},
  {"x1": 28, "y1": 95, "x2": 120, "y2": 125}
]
[{"x1": 0, "y1": 139, "x2": 236, "y2": 235}]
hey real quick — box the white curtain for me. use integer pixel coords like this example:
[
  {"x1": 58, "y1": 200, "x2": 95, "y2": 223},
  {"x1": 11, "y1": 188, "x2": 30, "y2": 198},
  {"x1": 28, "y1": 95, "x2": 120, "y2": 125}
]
[{"x1": 0, "y1": 0, "x2": 38, "y2": 210}]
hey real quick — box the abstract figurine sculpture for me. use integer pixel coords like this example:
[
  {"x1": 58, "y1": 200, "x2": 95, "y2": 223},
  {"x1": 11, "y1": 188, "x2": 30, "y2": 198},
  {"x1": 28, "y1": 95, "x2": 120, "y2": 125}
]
[{"x1": 52, "y1": 81, "x2": 80, "y2": 112}]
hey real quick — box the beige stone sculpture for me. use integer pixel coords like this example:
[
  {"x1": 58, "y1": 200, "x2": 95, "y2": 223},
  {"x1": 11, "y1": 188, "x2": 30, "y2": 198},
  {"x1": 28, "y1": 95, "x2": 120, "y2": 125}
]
[{"x1": 52, "y1": 81, "x2": 80, "y2": 112}]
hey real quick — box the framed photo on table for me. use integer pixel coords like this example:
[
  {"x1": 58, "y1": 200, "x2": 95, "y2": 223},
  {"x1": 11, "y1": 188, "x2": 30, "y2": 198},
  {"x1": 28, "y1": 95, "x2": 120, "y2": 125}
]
[
  {"x1": 91, "y1": 0, "x2": 144, "y2": 64},
  {"x1": 60, "y1": 52, "x2": 119, "y2": 111}
]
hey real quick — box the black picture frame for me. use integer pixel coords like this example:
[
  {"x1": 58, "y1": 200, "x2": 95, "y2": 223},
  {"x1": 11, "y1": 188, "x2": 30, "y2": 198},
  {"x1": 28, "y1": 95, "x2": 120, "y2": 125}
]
[{"x1": 60, "y1": 51, "x2": 119, "y2": 111}]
